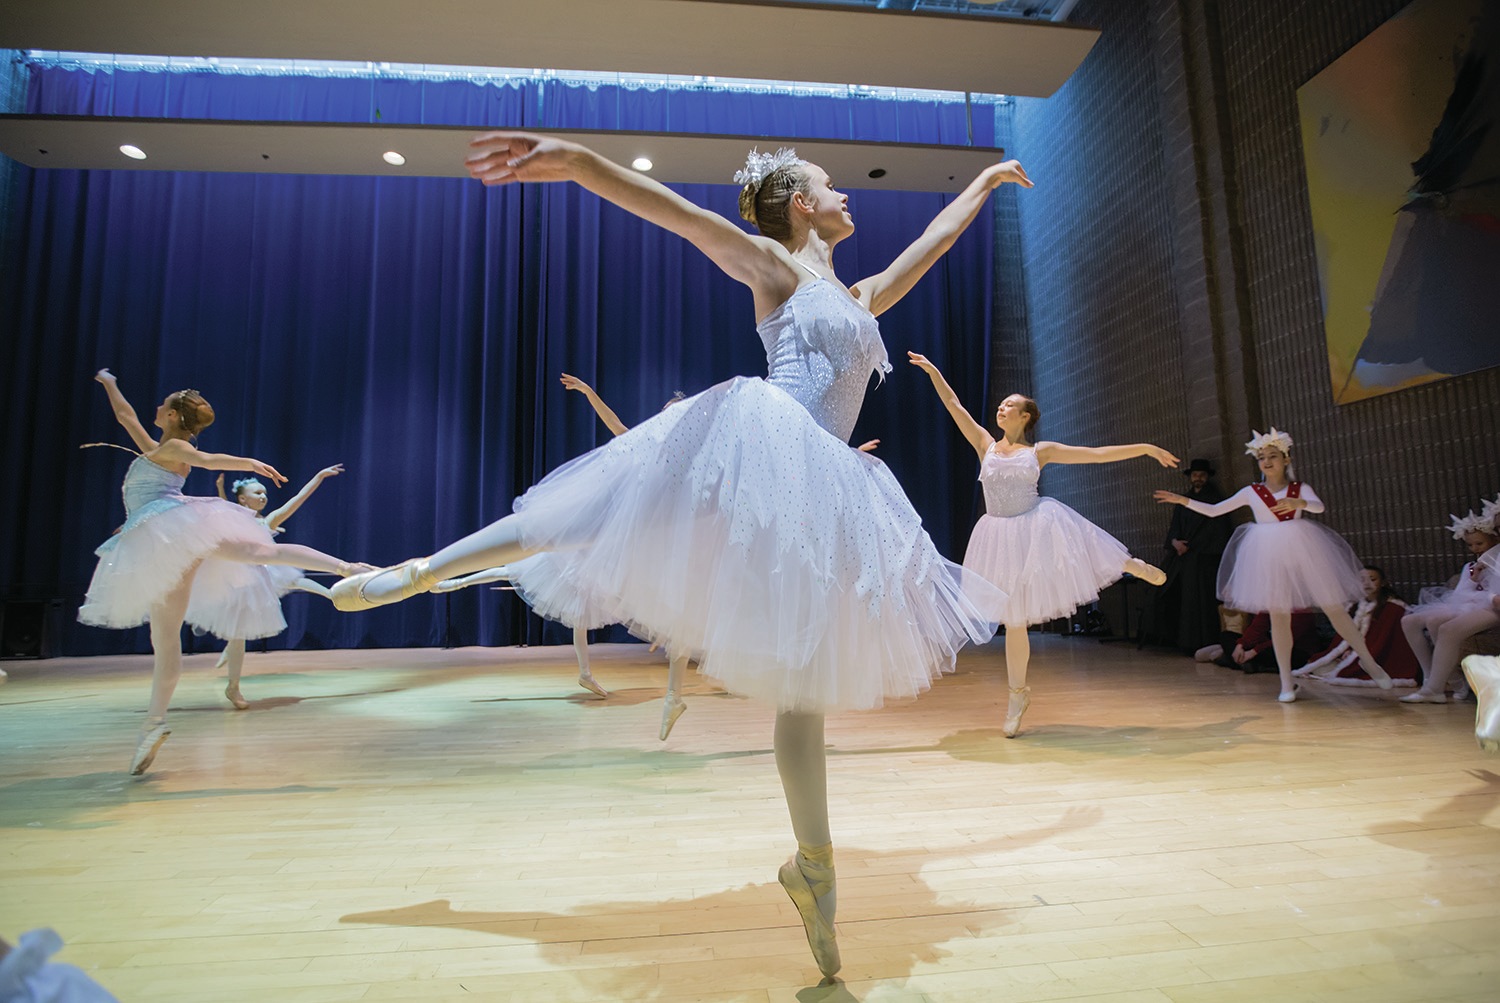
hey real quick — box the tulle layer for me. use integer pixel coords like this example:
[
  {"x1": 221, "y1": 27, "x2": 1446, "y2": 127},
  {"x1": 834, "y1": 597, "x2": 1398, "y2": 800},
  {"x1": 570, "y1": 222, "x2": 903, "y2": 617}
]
[
  {"x1": 507, "y1": 376, "x2": 1003, "y2": 713},
  {"x1": 79, "y1": 497, "x2": 288, "y2": 640},
  {"x1": 961, "y1": 499, "x2": 1131, "y2": 626},
  {"x1": 1217, "y1": 520, "x2": 1364, "y2": 613}
]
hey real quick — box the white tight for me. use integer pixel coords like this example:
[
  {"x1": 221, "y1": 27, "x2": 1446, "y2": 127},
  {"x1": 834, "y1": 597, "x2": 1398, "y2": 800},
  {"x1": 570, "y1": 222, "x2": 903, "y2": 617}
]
[
  {"x1": 1270, "y1": 604, "x2": 1383, "y2": 696},
  {"x1": 1403, "y1": 606, "x2": 1500, "y2": 694}
]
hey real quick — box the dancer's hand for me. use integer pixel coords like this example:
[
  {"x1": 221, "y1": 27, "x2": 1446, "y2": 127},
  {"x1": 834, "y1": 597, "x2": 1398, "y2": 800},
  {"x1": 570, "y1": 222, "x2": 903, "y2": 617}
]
[
  {"x1": 316, "y1": 463, "x2": 345, "y2": 480},
  {"x1": 248, "y1": 460, "x2": 286, "y2": 486},
  {"x1": 559, "y1": 373, "x2": 596, "y2": 396},
  {"x1": 1145, "y1": 445, "x2": 1181, "y2": 468},
  {"x1": 907, "y1": 351, "x2": 938, "y2": 373},
  {"x1": 1270, "y1": 497, "x2": 1307, "y2": 515},
  {"x1": 467, "y1": 131, "x2": 583, "y2": 186},
  {"x1": 1154, "y1": 489, "x2": 1187, "y2": 505},
  {"x1": 856, "y1": 439, "x2": 879, "y2": 453},
  {"x1": 987, "y1": 160, "x2": 1034, "y2": 189},
  {"x1": 94, "y1": 368, "x2": 117, "y2": 385}
]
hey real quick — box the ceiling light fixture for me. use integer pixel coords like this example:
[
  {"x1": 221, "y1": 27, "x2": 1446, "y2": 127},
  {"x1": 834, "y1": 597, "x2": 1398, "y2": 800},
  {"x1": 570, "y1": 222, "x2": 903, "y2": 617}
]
[
  {"x1": 631, "y1": 157, "x2": 653, "y2": 172},
  {"x1": 382, "y1": 150, "x2": 406, "y2": 166},
  {"x1": 119, "y1": 144, "x2": 146, "y2": 160}
]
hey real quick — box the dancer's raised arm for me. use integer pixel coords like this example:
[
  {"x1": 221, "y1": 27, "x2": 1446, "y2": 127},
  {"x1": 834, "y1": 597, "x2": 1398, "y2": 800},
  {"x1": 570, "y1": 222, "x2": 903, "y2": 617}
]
[
  {"x1": 467, "y1": 132, "x2": 799, "y2": 313},
  {"x1": 262, "y1": 464, "x2": 343, "y2": 530},
  {"x1": 94, "y1": 369, "x2": 157, "y2": 454},
  {"x1": 854, "y1": 161, "x2": 1032, "y2": 317},
  {"x1": 1038, "y1": 441, "x2": 1179, "y2": 468},
  {"x1": 907, "y1": 352, "x2": 993, "y2": 459},
  {"x1": 560, "y1": 373, "x2": 629, "y2": 437},
  {"x1": 152, "y1": 438, "x2": 285, "y2": 486}
]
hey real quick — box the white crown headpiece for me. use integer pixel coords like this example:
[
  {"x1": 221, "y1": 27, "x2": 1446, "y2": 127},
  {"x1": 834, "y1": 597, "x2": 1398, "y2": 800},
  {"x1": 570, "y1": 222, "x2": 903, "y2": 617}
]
[
  {"x1": 1452, "y1": 493, "x2": 1500, "y2": 539},
  {"x1": 732, "y1": 147, "x2": 802, "y2": 193},
  {"x1": 1244, "y1": 427, "x2": 1293, "y2": 457}
]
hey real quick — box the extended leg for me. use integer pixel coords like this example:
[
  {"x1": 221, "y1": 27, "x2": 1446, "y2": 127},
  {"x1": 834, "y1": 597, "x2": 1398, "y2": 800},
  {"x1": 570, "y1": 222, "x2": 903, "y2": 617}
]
[
  {"x1": 1269, "y1": 611, "x2": 1296, "y2": 702},
  {"x1": 1321, "y1": 603, "x2": 1393, "y2": 689},
  {"x1": 1123, "y1": 556, "x2": 1167, "y2": 587},
  {"x1": 221, "y1": 638, "x2": 249, "y2": 709},
  {"x1": 660, "y1": 650, "x2": 688, "y2": 740},
  {"x1": 1003, "y1": 622, "x2": 1032, "y2": 738},
  {"x1": 574, "y1": 628, "x2": 607, "y2": 697},
  {"x1": 774, "y1": 710, "x2": 839, "y2": 977},
  {"x1": 337, "y1": 515, "x2": 543, "y2": 607},
  {"x1": 135, "y1": 566, "x2": 198, "y2": 774}
]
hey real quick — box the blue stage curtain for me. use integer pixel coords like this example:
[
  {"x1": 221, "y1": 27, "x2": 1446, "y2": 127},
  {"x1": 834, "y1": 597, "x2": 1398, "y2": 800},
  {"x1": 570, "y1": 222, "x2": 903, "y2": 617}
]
[{"x1": 1, "y1": 63, "x2": 996, "y2": 655}]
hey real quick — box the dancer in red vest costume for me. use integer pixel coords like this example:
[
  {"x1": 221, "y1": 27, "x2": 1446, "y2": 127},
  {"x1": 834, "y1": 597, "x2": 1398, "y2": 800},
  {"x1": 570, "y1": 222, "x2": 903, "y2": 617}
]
[{"x1": 1155, "y1": 428, "x2": 1394, "y2": 703}]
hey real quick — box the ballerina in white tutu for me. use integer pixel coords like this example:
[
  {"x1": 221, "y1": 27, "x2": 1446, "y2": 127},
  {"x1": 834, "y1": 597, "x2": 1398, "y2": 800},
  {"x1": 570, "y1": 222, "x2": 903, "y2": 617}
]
[
  {"x1": 1399, "y1": 496, "x2": 1500, "y2": 704},
  {"x1": 330, "y1": 133, "x2": 1029, "y2": 976},
  {"x1": 908, "y1": 354, "x2": 1176, "y2": 736},
  {"x1": 1155, "y1": 428, "x2": 1394, "y2": 703},
  {"x1": 212, "y1": 463, "x2": 349, "y2": 709},
  {"x1": 80, "y1": 370, "x2": 371, "y2": 775}
]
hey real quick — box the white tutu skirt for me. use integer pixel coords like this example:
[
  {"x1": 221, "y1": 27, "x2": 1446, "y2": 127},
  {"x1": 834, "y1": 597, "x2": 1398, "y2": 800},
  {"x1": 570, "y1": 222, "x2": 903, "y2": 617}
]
[
  {"x1": 1411, "y1": 584, "x2": 1498, "y2": 616},
  {"x1": 79, "y1": 497, "x2": 289, "y2": 641},
  {"x1": 1216, "y1": 520, "x2": 1364, "y2": 613},
  {"x1": 506, "y1": 376, "x2": 1003, "y2": 713},
  {"x1": 962, "y1": 499, "x2": 1131, "y2": 625}
]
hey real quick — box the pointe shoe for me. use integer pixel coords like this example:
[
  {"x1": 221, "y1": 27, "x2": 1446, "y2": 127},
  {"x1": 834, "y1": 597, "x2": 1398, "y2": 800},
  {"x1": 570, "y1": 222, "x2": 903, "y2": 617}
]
[
  {"x1": 577, "y1": 673, "x2": 608, "y2": 699},
  {"x1": 778, "y1": 844, "x2": 840, "y2": 977},
  {"x1": 1278, "y1": 686, "x2": 1299, "y2": 703},
  {"x1": 215, "y1": 649, "x2": 230, "y2": 670},
  {"x1": 1136, "y1": 563, "x2": 1167, "y2": 586},
  {"x1": 1003, "y1": 685, "x2": 1031, "y2": 738},
  {"x1": 224, "y1": 684, "x2": 250, "y2": 711},
  {"x1": 129, "y1": 721, "x2": 170, "y2": 775},
  {"x1": 1463, "y1": 655, "x2": 1500, "y2": 753},
  {"x1": 659, "y1": 693, "x2": 686, "y2": 741},
  {"x1": 329, "y1": 558, "x2": 438, "y2": 611},
  {"x1": 1399, "y1": 689, "x2": 1447, "y2": 704},
  {"x1": 1359, "y1": 658, "x2": 1394, "y2": 690}
]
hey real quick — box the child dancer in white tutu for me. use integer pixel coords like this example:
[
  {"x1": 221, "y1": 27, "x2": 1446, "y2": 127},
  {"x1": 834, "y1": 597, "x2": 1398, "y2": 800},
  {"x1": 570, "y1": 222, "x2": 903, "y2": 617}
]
[
  {"x1": 80, "y1": 370, "x2": 371, "y2": 774},
  {"x1": 330, "y1": 133, "x2": 1028, "y2": 976},
  {"x1": 212, "y1": 463, "x2": 349, "y2": 709},
  {"x1": 1155, "y1": 428, "x2": 1394, "y2": 702},
  {"x1": 1399, "y1": 496, "x2": 1500, "y2": 703},
  {"x1": 908, "y1": 354, "x2": 1176, "y2": 736}
]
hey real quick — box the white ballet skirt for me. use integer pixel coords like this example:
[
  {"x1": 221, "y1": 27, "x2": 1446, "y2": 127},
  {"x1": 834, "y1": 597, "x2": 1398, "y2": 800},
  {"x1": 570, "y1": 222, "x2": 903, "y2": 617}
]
[
  {"x1": 1186, "y1": 483, "x2": 1364, "y2": 613},
  {"x1": 1411, "y1": 553, "x2": 1498, "y2": 614},
  {"x1": 961, "y1": 447, "x2": 1131, "y2": 625},
  {"x1": 79, "y1": 456, "x2": 288, "y2": 640},
  {"x1": 507, "y1": 276, "x2": 1003, "y2": 713}
]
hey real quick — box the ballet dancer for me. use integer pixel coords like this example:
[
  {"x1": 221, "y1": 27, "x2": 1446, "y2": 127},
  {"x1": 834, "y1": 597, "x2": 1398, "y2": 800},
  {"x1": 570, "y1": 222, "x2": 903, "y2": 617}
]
[
  {"x1": 1400, "y1": 496, "x2": 1500, "y2": 703},
  {"x1": 908, "y1": 353, "x2": 1175, "y2": 737},
  {"x1": 80, "y1": 369, "x2": 371, "y2": 774},
  {"x1": 1155, "y1": 428, "x2": 1394, "y2": 703},
  {"x1": 330, "y1": 134, "x2": 1028, "y2": 976},
  {"x1": 212, "y1": 464, "x2": 348, "y2": 709}
]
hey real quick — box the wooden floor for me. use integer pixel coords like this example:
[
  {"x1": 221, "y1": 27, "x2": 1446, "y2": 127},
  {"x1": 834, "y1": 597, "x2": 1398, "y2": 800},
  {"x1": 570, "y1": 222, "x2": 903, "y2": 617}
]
[{"x1": 2, "y1": 635, "x2": 1498, "y2": 1002}]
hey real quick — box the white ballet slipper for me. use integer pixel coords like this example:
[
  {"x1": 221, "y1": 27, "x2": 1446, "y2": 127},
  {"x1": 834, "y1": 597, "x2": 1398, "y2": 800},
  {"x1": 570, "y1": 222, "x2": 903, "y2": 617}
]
[
  {"x1": 1137, "y1": 563, "x2": 1167, "y2": 586},
  {"x1": 1462, "y1": 655, "x2": 1500, "y2": 754},
  {"x1": 130, "y1": 720, "x2": 170, "y2": 775},
  {"x1": 1278, "y1": 686, "x2": 1299, "y2": 703},
  {"x1": 577, "y1": 673, "x2": 608, "y2": 699},
  {"x1": 1359, "y1": 658, "x2": 1394, "y2": 690},
  {"x1": 330, "y1": 558, "x2": 437, "y2": 611},
  {"x1": 1399, "y1": 689, "x2": 1448, "y2": 704},
  {"x1": 778, "y1": 842, "x2": 840, "y2": 977},
  {"x1": 1003, "y1": 685, "x2": 1031, "y2": 738},
  {"x1": 224, "y1": 684, "x2": 249, "y2": 711},
  {"x1": 659, "y1": 693, "x2": 686, "y2": 741}
]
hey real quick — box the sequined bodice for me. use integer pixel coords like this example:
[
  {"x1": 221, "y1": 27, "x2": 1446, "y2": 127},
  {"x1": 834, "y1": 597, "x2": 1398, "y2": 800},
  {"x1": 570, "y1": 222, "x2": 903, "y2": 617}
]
[
  {"x1": 757, "y1": 279, "x2": 891, "y2": 441},
  {"x1": 979, "y1": 447, "x2": 1040, "y2": 517},
  {"x1": 121, "y1": 456, "x2": 186, "y2": 516}
]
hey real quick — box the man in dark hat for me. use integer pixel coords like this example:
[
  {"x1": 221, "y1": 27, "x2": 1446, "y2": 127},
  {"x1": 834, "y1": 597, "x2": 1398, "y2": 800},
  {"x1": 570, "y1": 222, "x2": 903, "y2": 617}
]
[{"x1": 1145, "y1": 458, "x2": 1233, "y2": 652}]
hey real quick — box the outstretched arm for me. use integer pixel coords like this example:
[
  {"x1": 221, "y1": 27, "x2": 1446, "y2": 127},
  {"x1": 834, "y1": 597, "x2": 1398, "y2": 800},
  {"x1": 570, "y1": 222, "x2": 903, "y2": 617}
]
[
  {"x1": 853, "y1": 161, "x2": 1032, "y2": 317},
  {"x1": 467, "y1": 132, "x2": 800, "y2": 316},
  {"x1": 152, "y1": 439, "x2": 286, "y2": 486},
  {"x1": 907, "y1": 352, "x2": 993, "y2": 459},
  {"x1": 1037, "y1": 442, "x2": 1180, "y2": 468},
  {"x1": 1156, "y1": 485, "x2": 1252, "y2": 518},
  {"x1": 93, "y1": 369, "x2": 157, "y2": 453},
  {"x1": 263, "y1": 464, "x2": 344, "y2": 531},
  {"x1": 560, "y1": 373, "x2": 629, "y2": 437}
]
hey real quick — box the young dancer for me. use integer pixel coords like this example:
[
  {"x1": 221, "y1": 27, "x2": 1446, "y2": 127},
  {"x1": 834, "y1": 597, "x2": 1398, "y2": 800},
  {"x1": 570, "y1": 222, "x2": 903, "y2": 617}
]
[
  {"x1": 1400, "y1": 497, "x2": 1500, "y2": 703},
  {"x1": 330, "y1": 135, "x2": 1028, "y2": 976},
  {"x1": 80, "y1": 370, "x2": 371, "y2": 774},
  {"x1": 212, "y1": 463, "x2": 348, "y2": 709},
  {"x1": 1295, "y1": 565, "x2": 1420, "y2": 686},
  {"x1": 1155, "y1": 428, "x2": 1395, "y2": 702},
  {"x1": 907, "y1": 354, "x2": 1175, "y2": 736}
]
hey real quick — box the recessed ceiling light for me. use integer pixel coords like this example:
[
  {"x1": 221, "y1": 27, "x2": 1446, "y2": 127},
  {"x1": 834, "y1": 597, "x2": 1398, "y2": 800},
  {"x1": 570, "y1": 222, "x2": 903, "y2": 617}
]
[
  {"x1": 382, "y1": 151, "x2": 406, "y2": 166},
  {"x1": 867, "y1": 168, "x2": 887, "y2": 179},
  {"x1": 631, "y1": 157, "x2": 653, "y2": 172},
  {"x1": 120, "y1": 144, "x2": 147, "y2": 160}
]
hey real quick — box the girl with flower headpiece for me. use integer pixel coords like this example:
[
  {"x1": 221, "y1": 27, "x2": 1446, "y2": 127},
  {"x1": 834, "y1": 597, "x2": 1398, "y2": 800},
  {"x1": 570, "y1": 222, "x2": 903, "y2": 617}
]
[
  {"x1": 81, "y1": 370, "x2": 373, "y2": 775},
  {"x1": 329, "y1": 131, "x2": 1030, "y2": 977},
  {"x1": 1155, "y1": 428, "x2": 1394, "y2": 702},
  {"x1": 212, "y1": 463, "x2": 348, "y2": 709},
  {"x1": 1399, "y1": 495, "x2": 1500, "y2": 703}
]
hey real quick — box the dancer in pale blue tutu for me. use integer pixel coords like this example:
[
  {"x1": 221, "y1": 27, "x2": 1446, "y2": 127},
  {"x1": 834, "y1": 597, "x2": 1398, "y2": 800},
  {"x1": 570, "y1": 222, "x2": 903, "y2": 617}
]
[
  {"x1": 907, "y1": 352, "x2": 1176, "y2": 737},
  {"x1": 330, "y1": 132, "x2": 1029, "y2": 977},
  {"x1": 80, "y1": 370, "x2": 371, "y2": 774},
  {"x1": 1156, "y1": 428, "x2": 1394, "y2": 703}
]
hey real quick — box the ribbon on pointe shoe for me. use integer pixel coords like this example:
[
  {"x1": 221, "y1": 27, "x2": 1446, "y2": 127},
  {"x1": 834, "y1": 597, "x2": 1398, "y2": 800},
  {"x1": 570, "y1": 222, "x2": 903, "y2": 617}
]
[{"x1": 778, "y1": 841, "x2": 840, "y2": 977}]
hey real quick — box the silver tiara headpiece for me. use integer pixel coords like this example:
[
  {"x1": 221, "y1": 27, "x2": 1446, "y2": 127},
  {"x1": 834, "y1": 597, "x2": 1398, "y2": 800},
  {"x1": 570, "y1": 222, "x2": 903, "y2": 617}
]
[
  {"x1": 732, "y1": 147, "x2": 802, "y2": 193},
  {"x1": 1452, "y1": 494, "x2": 1500, "y2": 538}
]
